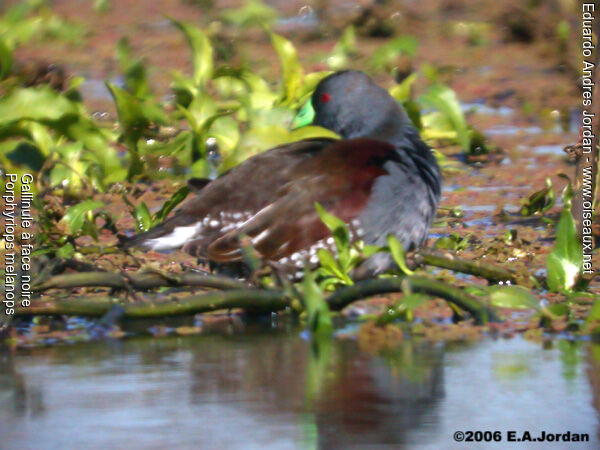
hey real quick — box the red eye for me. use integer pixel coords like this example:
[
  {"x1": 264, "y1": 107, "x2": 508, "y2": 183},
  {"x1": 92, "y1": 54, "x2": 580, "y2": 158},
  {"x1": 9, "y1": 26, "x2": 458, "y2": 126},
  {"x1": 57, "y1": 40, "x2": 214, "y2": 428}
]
[{"x1": 320, "y1": 93, "x2": 331, "y2": 103}]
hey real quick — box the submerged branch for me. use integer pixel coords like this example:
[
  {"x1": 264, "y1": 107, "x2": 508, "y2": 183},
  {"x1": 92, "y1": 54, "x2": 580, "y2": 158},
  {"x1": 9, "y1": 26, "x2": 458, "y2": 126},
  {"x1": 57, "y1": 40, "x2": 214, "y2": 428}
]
[
  {"x1": 327, "y1": 276, "x2": 501, "y2": 324},
  {"x1": 33, "y1": 270, "x2": 250, "y2": 292},
  {"x1": 414, "y1": 250, "x2": 517, "y2": 283},
  {"x1": 14, "y1": 289, "x2": 289, "y2": 318}
]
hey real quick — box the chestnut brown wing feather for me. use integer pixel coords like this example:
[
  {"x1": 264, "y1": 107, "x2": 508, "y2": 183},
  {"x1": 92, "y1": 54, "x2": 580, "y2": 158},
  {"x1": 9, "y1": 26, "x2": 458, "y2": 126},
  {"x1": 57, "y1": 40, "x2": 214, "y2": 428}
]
[{"x1": 205, "y1": 138, "x2": 397, "y2": 262}]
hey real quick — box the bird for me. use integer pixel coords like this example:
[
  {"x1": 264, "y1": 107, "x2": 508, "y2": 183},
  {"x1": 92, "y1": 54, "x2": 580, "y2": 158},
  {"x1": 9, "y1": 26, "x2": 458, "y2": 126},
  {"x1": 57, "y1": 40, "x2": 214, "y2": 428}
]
[{"x1": 122, "y1": 70, "x2": 442, "y2": 277}]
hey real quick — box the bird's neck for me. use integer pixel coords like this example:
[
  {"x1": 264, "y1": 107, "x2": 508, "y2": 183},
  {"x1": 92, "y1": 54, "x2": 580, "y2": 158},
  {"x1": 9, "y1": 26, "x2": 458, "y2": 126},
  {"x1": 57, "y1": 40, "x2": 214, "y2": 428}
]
[{"x1": 362, "y1": 113, "x2": 442, "y2": 198}]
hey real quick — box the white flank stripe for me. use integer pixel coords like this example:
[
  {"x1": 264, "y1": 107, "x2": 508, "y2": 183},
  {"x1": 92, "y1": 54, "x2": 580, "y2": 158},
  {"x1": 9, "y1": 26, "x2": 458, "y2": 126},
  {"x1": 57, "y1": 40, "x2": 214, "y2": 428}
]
[{"x1": 145, "y1": 223, "x2": 202, "y2": 251}]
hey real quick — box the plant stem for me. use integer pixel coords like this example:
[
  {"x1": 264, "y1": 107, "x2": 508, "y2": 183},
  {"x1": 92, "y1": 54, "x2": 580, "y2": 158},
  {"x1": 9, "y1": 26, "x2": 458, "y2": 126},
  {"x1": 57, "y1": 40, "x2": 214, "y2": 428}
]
[
  {"x1": 327, "y1": 276, "x2": 501, "y2": 324},
  {"x1": 33, "y1": 271, "x2": 250, "y2": 292},
  {"x1": 14, "y1": 290, "x2": 289, "y2": 318},
  {"x1": 414, "y1": 249, "x2": 516, "y2": 283}
]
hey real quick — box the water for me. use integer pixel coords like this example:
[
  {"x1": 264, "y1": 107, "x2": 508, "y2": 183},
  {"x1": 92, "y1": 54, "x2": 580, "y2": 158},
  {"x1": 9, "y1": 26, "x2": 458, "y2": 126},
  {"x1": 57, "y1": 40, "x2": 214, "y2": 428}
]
[
  {"x1": 532, "y1": 145, "x2": 567, "y2": 156},
  {"x1": 0, "y1": 334, "x2": 598, "y2": 449},
  {"x1": 461, "y1": 101, "x2": 514, "y2": 117}
]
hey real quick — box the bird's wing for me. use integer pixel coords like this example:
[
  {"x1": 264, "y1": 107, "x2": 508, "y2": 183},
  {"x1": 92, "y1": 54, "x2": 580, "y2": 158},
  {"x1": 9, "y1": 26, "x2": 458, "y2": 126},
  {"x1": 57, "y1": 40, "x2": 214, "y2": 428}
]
[
  {"x1": 122, "y1": 138, "x2": 337, "y2": 250},
  {"x1": 204, "y1": 138, "x2": 399, "y2": 262}
]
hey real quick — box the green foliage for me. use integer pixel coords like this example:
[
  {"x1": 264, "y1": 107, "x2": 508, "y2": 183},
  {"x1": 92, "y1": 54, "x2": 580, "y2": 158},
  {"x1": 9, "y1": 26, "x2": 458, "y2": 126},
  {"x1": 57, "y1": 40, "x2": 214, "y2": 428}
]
[
  {"x1": 420, "y1": 84, "x2": 471, "y2": 151},
  {"x1": 434, "y1": 233, "x2": 470, "y2": 252},
  {"x1": 314, "y1": 203, "x2": 383, "y2": 289},
  {"x1": 369, "y1": 36, "x2": 418, "y2": 73},
  {"x1": 519, "y1": 177, "x2": 555, "y2": 216},
  {"x1": 0, "y1": 39, "x2": 13, "y2": 79},
  {"x1": 93, "y1": 0, "x2": 112, "y2": 13},
  {"x1": 270, "y1": 32, "x2": 303, "y2": 106},
  {"x1": 546, "y1": 184, "x2": 583, "y2": 292},
  {"x1": 327, "y1": 26, "x2": 357, "y2": 70},
  {"x1": 126, "y1": 186, "x2": 190, "y2": 232},
  {"x1": 0, "y1": 84, "x2": 122, "y2": 193},
  {"x1": 220, "y1": 0, "x2": 278, "y2": 28},
  {"x1": 1, "y1": 11, "x2": 499, "y2": 308},
  {"x1": 452, "y1": 21, "x2": 490, "y2": 46},
  {"x1": 387, "y1": 235, "x2": 414, "y2": 275},
  {"x1": 314, "y1": 203, "x2": 353, "y2": 287},
  {"x1": 0, "y1": 1, "x2": 86, "y2": 49},
  {"x1": 488, "y1": 285, "x2": 539, "y2": 310},
  {"x1": 0, "y1": 86, "x2": 78, "y2": 126},
  {"x1": 301, "y1": 269, "x2": 333, "y2": 335},
  {"x1": 61, "y1": 200, "x2": 105, "y2": 235},
  {"x1": 171, "y1": 19, "x2": 213, "y2": 88},
  {"x1": 116, "y1": 37, "x2": 150, "y2": 100},
  {"x1": 389, "y1": 73, "x2": 418, "y2": 104}
]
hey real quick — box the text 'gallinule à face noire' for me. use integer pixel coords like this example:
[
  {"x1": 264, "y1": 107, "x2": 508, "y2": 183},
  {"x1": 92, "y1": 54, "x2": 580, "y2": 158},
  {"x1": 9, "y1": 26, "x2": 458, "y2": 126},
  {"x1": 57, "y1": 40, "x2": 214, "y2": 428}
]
[{"x1": 123, "y1": 71, "x2": 442, "y2": 276}]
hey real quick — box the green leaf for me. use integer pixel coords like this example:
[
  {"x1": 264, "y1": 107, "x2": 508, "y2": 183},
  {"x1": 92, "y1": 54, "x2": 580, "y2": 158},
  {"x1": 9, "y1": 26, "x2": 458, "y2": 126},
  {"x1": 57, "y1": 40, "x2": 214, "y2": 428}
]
[
  {"x1": 0, "y1": 38, "x2": 13, "y2": 79},
  {"x1": 153, "y1": 186, "x2": 190, "y2": 224},
  {"x1": 0, "y1": 87, "x2": 78, "y2": 126},
  {"x1": 171, "y1": 19, "x2": 213, "y2": 87},
  {"x1": 288, "y1": 125, "x2": 339, "y2": 141},
  {"x1": 387, "y1": 235, "x2": 414, "y2": 275},
  {"x1": 315, "y1": 202, "x2": 350, "y2": 260},
  {"x1": 220, "y1": 0, "x2": 278, "y2": 28},
  {"x1": 302, "y1": 269, "x2": 333, "y2": 335},
  {"x1": 488, "y1": 285, "x2": 539, "y2": 310},
  {"x1": 547, "y1": 303, "x2": 569, "y2": 317},
  {"x1": 213, "y1": 67, "x2": 278, "y2": 111},
  {"x1": 105, "y1": 82, "x2": 148, "y2": 141},
  {"x1": 134, "y1": 202, "x2": 152, "y2": 232},
  {"x1": 328, "y1": 26, "x2": 356, "y2": 70},
  {"x1": 61, "y1": 200, "x2": 105, "y2": 234},
  {"x1": 296, "y1": 71, "x2": 333, "y2": 106},
  {"x1": 546, "y1": 197, "x2": 583, "y2": 292},
  {"x1": 420, "y1": 84, "x2": 470, "y2": 151},
  {"x1": 369, "y1": 36, "x2": 418, "y2": 72},
  {"x1": 185, "y1": 92, "x2": 218, "y2": 130},
  {"x1": 434, "y1": 233, "x2": 469, "y2": 251},
  {"x1": 519, "y1": 177, "x2": 554, "y2": 216},
  {"x1": 315, "y1": 202, "x2": 347, "y2": 241},
  {"x1": 317, "y1": 249, "x2": 352, "y2": 285},
  {"x1": 389, "y1": 73, "x2": 418, "y2": 103},
  {"x1": 56, "y1": 242, "x2": 75, "y2": 259},
  {"x1": 270, "y1": 32, "x2": 303, "y2": 105},
  {"x1": 116, "y1": 37, "x2": 150, "y2": 99}
]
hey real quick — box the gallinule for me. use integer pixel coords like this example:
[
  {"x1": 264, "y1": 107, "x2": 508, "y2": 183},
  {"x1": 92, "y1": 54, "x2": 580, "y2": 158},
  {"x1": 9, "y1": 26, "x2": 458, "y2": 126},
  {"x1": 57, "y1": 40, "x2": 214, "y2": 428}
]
[{"x1": 124, "y1": 71, "x2": 442, "y2": 276}]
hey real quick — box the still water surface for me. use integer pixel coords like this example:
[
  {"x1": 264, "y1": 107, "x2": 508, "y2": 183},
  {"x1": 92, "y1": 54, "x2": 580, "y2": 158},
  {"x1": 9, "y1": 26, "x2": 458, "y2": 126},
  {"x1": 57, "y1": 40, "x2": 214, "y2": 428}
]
[{"x1": 1, "y1": 332, "x2": 598, "y2": 449}]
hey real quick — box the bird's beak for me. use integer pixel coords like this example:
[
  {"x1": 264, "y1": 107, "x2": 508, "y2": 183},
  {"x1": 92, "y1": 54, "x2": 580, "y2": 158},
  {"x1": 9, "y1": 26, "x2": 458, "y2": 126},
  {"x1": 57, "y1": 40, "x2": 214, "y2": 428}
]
[{"x1": 291, "y1": 99, "x2": 315, "y2": 130}]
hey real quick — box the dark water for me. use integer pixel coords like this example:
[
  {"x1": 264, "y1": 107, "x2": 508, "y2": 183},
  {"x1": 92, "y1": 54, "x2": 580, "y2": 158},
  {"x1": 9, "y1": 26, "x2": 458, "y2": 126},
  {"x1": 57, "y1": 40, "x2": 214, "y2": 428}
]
[{"x1": 0, "y1": 333, "x2": 598, "y2": 449}]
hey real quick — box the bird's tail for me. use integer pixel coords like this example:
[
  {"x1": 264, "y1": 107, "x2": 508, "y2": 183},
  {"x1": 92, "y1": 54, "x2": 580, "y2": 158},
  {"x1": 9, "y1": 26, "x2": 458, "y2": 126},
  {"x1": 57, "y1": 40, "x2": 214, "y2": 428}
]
[{"x1": 120, "y1": 213, "x2": 200, "y2": 251}]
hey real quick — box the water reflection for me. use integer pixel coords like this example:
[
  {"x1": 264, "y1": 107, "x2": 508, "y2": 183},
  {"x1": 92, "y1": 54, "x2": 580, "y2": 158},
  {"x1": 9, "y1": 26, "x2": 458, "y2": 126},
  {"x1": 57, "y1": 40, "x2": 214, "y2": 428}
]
[{"x1": 0, "y1": 335, "x2": 598, "y2": 448}]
